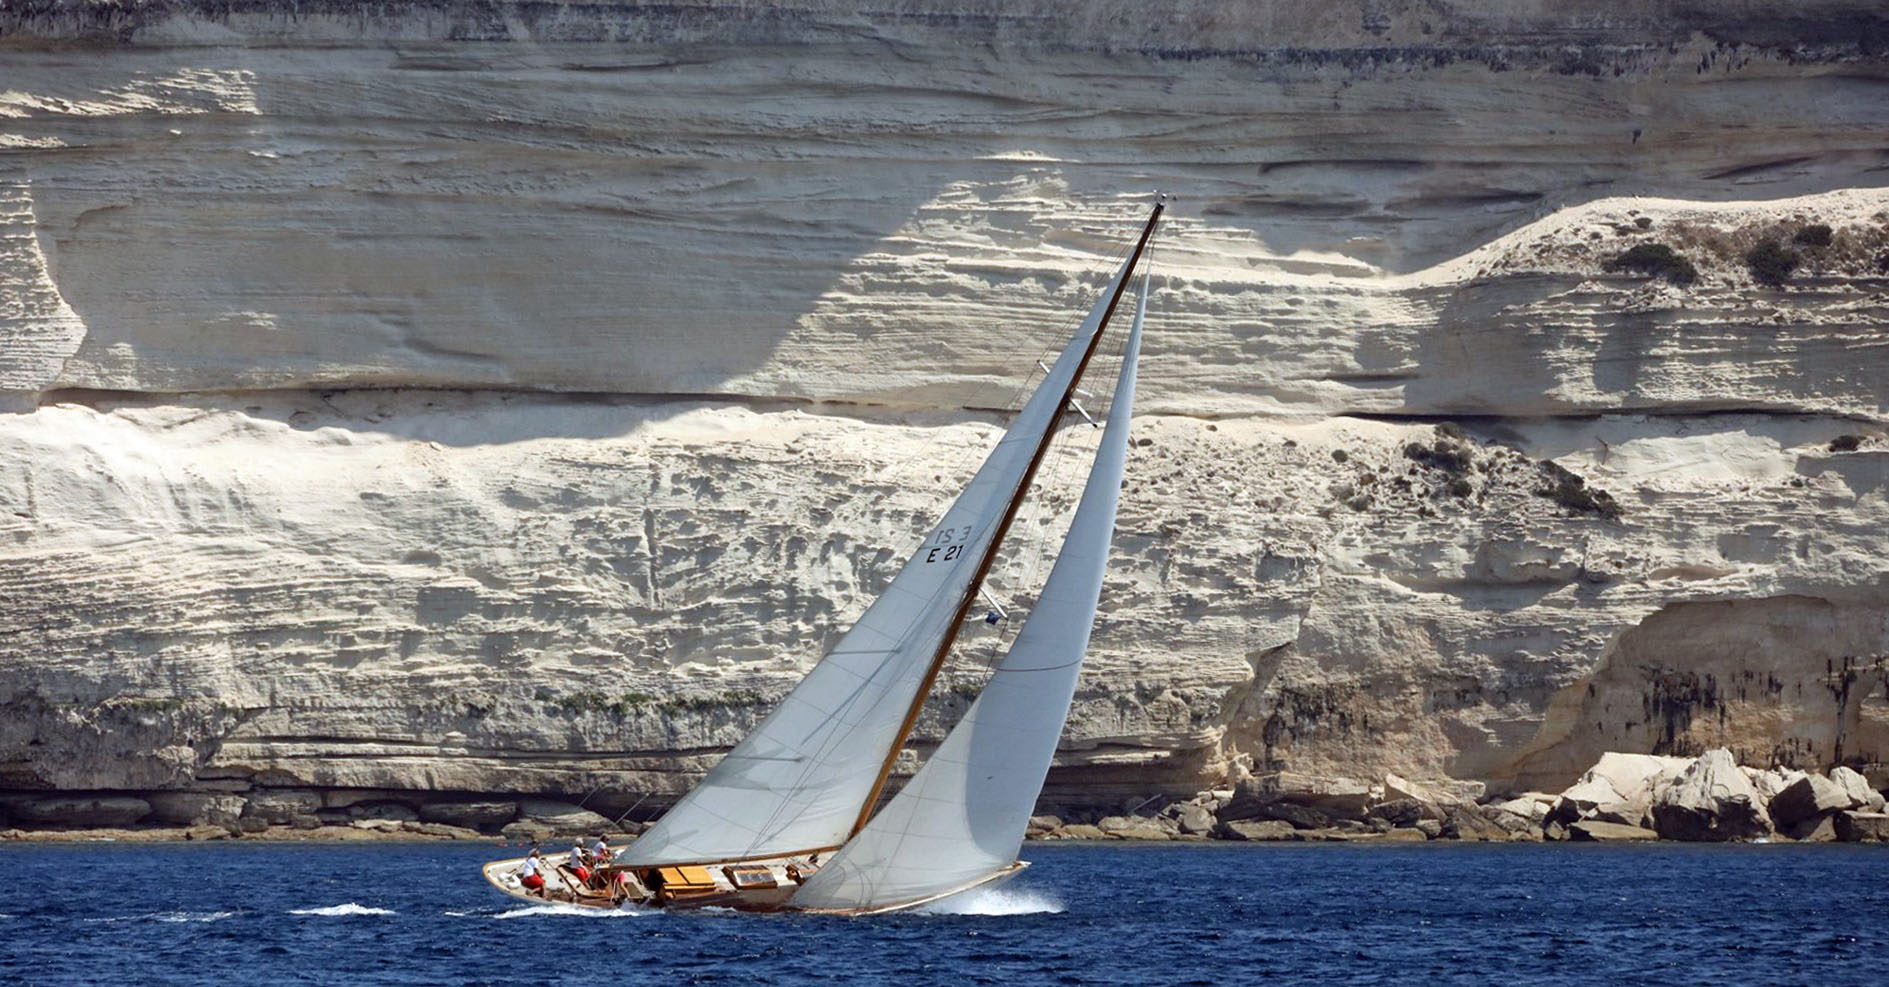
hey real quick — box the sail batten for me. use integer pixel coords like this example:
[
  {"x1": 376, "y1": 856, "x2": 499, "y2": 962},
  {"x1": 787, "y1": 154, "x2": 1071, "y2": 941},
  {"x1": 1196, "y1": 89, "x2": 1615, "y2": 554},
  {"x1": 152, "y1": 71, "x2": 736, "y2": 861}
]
[
  {"x1": 789, "y1": 250, "x2": 1152, "y2": 912},
  {"x1": 619, "y1": 210, "x2": 1161, "y2": 869}
]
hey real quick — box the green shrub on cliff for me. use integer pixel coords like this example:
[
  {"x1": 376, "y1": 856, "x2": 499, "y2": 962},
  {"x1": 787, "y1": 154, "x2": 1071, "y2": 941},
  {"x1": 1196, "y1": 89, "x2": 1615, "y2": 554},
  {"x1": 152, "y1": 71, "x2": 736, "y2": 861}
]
[
  {"x1": 1604, "y1": 243, "x2": 1697, "y2": 285},
  {"x1": 1745, "y1": 238, "x2": 1799, "y2": 286}
]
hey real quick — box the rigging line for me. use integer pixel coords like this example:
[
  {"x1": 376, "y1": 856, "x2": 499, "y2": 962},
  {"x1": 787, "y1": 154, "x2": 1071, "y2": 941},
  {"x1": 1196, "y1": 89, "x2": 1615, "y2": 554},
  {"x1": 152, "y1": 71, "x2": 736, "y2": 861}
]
[{"x1": 845, "y1": 200, "x2": 1165, "y2": 840}]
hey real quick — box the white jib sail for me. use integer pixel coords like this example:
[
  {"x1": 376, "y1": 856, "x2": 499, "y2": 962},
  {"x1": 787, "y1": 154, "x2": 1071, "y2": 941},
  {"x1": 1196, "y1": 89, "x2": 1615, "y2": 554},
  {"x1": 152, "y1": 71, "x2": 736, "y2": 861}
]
[
  {"x1": 790, "y1": 265, "x2": 1148, "y2": 910},
  {"x1": 621, "y1": 247, "x2": 1146, "y2": 868}
]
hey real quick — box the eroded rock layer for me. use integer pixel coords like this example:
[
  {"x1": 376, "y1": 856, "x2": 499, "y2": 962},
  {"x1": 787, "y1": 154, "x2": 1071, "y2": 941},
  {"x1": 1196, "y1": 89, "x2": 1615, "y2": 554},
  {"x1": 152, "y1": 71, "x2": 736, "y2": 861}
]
[{"x1": 1, "y1": 2, "x2": 1887, "y2": 824}]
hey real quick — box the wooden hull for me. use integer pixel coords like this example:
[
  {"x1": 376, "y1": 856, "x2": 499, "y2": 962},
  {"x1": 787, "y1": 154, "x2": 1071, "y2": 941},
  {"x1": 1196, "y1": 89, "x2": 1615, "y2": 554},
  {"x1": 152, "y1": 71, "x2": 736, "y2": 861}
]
[{"x1": 480, "y1": 853, "x2": 1027, "y2": 915}]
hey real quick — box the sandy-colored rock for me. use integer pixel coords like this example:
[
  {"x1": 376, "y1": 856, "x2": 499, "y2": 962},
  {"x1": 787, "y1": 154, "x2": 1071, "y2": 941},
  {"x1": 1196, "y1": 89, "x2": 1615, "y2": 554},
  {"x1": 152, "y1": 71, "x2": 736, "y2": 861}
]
[
  {"x1": 1829, "y1": 768, "x2": 1886, "y2": 813},
  {"x1": 1383, "y1": 774, "x2": 1453, "y2": 818},
  {"x1": 418, "y1": 801, "x2": 518, "y2": 830},
  {"x1": 1442, "y1": 806, "x2": 1511, "y2": 841},
  {"x1": 1769, "y1": 774, "x2": 1854, "y2": 829},
  {"x1": 9, "y1": 796, "x2": 150, "y2": 828},
  {"x1": 184, "y1": 824, "x2": 233, "y2": 841},
  {"x1": 1381, "y1": 827, "x2": 1429, "y2": 842},
  {"x1": 1786, "y1": 815, "x2": 1839, "y2": 843},
  {"x1": 516, "y1": 800, "x2": 612, "y2": 835},
  {"x1": 1175, "y1": 804, "x2": 1217, "y2": 836},
  {"x1": 1832, "y1": 811, "x2": 1889, "y2": 842},
  {"x1": 1216, "y1": 819, "x2": 1296, "y2": 842},
  {"x1": 1025, "y1": 815, "x2": 1062, "y2": 835},
  {"x1": 1096, "y1": 816, "x2": 1172, "y2": 841},
  {"x1": 400, "y1": 820, "x2": 481, "y2": 840},
  {"x1": 146, "y1": 792, "x2": 245, "y2": 828},
  {"x1": 1569, "y1": 820, "x2": 1660, "y2": 842},
  {"x1": 1650, "y1": 750, "x2": 1773, "y2": 842},
  {"x1": 243, "y1": 792, "x2": 320, "y2": 825},
  {"x1": 1050, "y1": 824, "x2": 1108, "y2": 841}
]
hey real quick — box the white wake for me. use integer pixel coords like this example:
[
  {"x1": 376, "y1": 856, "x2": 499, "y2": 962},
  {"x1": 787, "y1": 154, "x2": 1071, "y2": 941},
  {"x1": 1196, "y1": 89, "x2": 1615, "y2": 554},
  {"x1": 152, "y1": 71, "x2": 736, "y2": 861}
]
[
  {"x1": 288, "y1": 902, "x2": 396, "y2": 917},
  {"x1": 915, "y1": 886, "x2": 1064, "y2": 916},
  {"x1": 491, "y1": 904, "x2": 648, "y2": 920}
]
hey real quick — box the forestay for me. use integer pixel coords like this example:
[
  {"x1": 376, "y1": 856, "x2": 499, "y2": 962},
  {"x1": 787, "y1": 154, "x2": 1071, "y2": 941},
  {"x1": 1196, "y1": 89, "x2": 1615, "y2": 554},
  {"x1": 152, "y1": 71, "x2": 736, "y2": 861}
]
[
  {"x1": 621, "y1": 245, "x2": 1147, "y2": 868},
  {"x1": 790, "y1": 265, "x2": 1148, "y2": 910}
]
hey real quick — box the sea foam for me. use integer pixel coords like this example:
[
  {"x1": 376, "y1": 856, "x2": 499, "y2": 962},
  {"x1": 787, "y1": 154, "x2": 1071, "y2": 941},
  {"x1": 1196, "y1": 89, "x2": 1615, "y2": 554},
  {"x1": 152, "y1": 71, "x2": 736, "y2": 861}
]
[
  {"x1": 288, "y1": 903, "x2": 396, "y2": 917},
  {"x1": 916, "y1": 886, "x2": 1064, "y2": 916}
]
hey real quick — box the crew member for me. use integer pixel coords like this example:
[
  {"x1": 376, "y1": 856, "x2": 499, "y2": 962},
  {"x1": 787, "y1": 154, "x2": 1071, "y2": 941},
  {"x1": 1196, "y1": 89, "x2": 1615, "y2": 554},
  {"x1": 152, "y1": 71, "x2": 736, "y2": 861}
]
[
  {"x1": 567, "y1": 839, "x2": 592, "y2": 885},
  {"x1": 518, "y1": 848, "x2": 546, "y2": 897}
]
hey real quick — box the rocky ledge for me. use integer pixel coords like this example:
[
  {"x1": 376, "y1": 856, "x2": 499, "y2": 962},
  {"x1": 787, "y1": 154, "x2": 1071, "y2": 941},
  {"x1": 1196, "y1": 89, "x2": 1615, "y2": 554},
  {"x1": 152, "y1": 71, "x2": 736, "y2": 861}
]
[
  {"x1": 1025, "y1": 749, "x2": 1889, "y2": 844},
  {"x1": 6, "y1": 748, "x2": 1885, "y2": 846}
]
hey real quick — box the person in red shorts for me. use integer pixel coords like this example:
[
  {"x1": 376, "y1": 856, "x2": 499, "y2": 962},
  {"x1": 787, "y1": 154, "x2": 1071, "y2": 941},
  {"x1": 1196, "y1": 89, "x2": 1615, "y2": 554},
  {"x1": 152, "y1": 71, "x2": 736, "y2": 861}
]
[
  {"x1": 567, "y1": 839, "x2": 592, "y2": 885},
  {"x1": 518, "y1": 848, "x2": 546, "y2": 896}
]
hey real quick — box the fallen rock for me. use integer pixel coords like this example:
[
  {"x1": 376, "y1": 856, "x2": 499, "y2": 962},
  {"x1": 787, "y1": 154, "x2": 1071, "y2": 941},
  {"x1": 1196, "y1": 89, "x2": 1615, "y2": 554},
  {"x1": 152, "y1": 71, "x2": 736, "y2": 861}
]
[
  {"x1": 1256, "y1": 801, "x2": 1336, "y2": 830},
  {"x1": 1383, "y1": 773, "x2": 1451, "y2": 819},
  {"x1": 400, "y1": 820, "x2": 482, "y2": 839},
  {"x1": 1546, "y1": 776, "x2": 1622, "y2": 827},
  {"x1": 1244, "y1": 772, "x2": 1374, "y2": 821},
  {"x1": 1452, "y1": 804, "x2": 1520, "y2": 839},
  {"x1": 1367, "y1": 799, "x2": 1424, "y2": 827},
  {"x1": 1569, "y1": 820, "x2": 1659, "y2": 841},
  {"x1": 1586, "y1": 801, "x2": 1650, "y2": 828},
  {"x1": 1096, "y1": 815, "x2": 1171, "y2": 840},
  {"x1": 499, "y1": 819, "x2": 557, "y2": 842},
  {"x1": 1216, "y1": 819, "x2": 1295, "y2": 842},
  {"x1": 1786, "y1": 815, "x2": 1839, "y2": 842},
  {"x1": 1830, "y1": 767, "x2": 1887, "y2": 813},
  {"x1": 419, "y1": 800, "x2": 518, "y2": 829},
  {"x1": 1026, "y1": 814, "x2": 1063, "y2": 835},
  {"x1": 146, "y1": 792, "x2": 246, "y2": 828},
  {"x1": 1051, "y1": 823, "x2": 1108, "y2": 840},
  {"x1": 1769, "y1": 774, "x2": 1853, "y2": 829},
  {"x1": 243, "y1": 791, "x2": 321, "y2": 825},
  {"x1": 1414, "y1": 819, "x2": 1443, "y2": 839},
  {"x1": 1584, "y1": 752, "x2": 1693, "y2": 803},
  {"x1": 1381, "y1": 827, "x2": 1429, "y2": 842},
  {"x1": 1833, "y1": 811, "x2": 1889, "y2": 842},
  {"x1": 348, "y1": 801, "x2": 419, "y2": 822},
  {"x1": 1743, "y1": 766, "x2": 1806, "y2": 803},
  {"x1": 516, "y1": 799, "x2": 613, "y2": 834},
  {"x1": 12, "y1": 796, "x2": 151, "y2": 827},
  {"x1": 1486, "y1": 794, "x2": 1552, "y2": 827},
  {"x1": 184, "y1": 824, "x2": 233, "y2": 841},
  {"x1": 1650, "y1": 749, "x2": 1773, "y2": 842},
  {"x1": 1176, "y1": 804, "x2": 1217, "y2": 836}
]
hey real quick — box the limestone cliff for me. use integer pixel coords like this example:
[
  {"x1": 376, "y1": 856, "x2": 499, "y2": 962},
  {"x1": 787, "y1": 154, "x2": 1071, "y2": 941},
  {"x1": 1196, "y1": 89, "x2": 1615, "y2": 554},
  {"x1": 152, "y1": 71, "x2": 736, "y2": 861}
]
[{"x1": 1, "y1": 0, "x2": 1886, "y2": 827}]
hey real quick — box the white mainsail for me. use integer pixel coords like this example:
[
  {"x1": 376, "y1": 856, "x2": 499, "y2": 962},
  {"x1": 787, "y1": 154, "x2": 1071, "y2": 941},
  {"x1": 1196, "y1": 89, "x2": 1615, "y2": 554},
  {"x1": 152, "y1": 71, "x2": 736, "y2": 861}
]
[
  {"x1": 621, "y1": 238, "x2": 1152, "y2": 868},
  {"x1": 790, "y1": 266, "x2": 1149, "y2": 911}
]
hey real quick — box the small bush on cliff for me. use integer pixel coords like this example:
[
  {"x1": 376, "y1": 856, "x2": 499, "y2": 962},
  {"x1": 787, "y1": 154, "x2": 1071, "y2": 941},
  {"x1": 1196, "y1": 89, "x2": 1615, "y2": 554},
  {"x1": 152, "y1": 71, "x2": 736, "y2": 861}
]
[
  {"x1": 1829, "y1": 434, "x2": 1862, "y2": 452},
  {"x1": 1792, "y1": 223, "x2": 1833, "y2": 248},
  {"x1": 1404, "y1": 437, "x2": 1474, "y2": 475},
  {"x1": 1745, "y1": 238, "x2": 1799, "y2": 286},
  {"x1": 1604, "y1": 243, "x2": 1697, "y2": 285},
  {"x1": 1535, "y1": 461, "x2": 1622, "y2": 520}
]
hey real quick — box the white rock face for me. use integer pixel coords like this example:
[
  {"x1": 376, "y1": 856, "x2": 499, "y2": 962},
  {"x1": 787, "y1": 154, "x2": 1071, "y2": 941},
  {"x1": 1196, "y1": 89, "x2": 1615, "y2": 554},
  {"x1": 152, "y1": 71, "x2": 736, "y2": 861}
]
[{"x1": 0, "y1": 2, "x2": 1886, "y2": 813}]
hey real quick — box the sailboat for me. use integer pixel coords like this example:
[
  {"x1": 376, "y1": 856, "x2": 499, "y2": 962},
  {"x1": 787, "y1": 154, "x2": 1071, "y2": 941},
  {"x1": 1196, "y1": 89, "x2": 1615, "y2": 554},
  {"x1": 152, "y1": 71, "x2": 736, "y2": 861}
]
[{"x1": 482, "y1": 196, "x2": 1166, "y2": 914}]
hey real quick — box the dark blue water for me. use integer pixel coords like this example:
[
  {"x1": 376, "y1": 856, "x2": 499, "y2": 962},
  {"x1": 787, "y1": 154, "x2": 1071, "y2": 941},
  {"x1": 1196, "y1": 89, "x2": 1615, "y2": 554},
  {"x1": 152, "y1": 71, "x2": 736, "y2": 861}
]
[{"x1": 1, "y1": 841, "x2": 1882, "y2": 986}]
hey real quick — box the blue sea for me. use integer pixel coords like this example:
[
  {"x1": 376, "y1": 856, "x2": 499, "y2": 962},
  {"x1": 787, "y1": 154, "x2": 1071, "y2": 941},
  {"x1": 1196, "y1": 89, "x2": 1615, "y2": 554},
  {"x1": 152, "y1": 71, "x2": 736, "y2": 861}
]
[{"x1": 1, "y1": 841, "x2": 1882, "y2": 986}]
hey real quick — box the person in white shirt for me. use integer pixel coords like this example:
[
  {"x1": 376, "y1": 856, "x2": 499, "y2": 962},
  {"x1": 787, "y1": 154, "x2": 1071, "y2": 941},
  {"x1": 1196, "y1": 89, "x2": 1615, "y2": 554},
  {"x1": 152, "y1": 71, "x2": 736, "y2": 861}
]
[
  {"x1": 518, "y1": 848, "x2": 546, "y2": 897},
  {"x1": 590, "y1": 835, "x2": 613, "y2": 865}
]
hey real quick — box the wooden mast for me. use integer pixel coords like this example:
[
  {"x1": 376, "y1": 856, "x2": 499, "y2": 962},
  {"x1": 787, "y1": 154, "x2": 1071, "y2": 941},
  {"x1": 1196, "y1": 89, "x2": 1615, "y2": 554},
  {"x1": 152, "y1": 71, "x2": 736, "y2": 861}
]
[{"x1": 846, "y1": 198, "x2": 1166, "y2": 837}]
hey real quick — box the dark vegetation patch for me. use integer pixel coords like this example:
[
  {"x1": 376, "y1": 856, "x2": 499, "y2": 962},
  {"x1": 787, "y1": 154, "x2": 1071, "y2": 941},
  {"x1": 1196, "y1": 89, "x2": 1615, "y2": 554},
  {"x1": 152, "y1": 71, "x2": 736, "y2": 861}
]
[
  {"x1": 1792, "y1": 223, "x2": 1833, "y2": 248},
  {"x1": 1605, "y1": 242, "x2": 1698, "y2": 285},
  {"x1": 1829, "y1": 434, "x2": 1862, "y2": 452},
  {"x1": 1745, "y1": 238, "x2": 1799, "y2": 286},
  {"x1": 1535, "y1": 461, "x2": 1622, "y2": 520}
]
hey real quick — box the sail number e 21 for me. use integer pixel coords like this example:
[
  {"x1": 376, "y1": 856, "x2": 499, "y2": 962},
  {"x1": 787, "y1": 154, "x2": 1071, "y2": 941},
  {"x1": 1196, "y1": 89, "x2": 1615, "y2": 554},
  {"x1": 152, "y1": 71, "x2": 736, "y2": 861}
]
[{"x1": 924, "y1": 525, "x2": 974, "y2": 563}]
